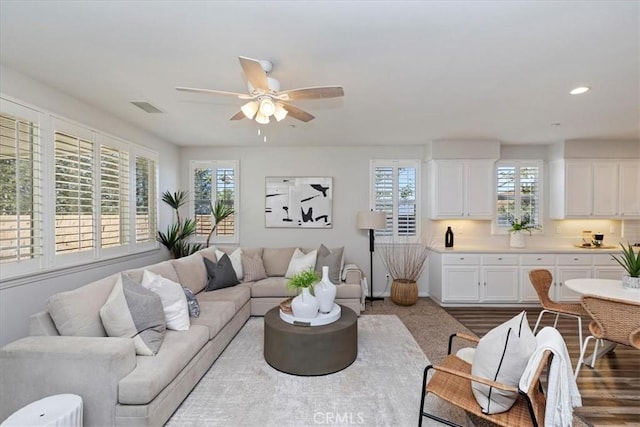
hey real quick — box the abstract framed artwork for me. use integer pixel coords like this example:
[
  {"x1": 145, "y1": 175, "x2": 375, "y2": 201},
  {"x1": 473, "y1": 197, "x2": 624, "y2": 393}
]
[{"x1": 265, "y1": 177, "x2": 333, "y2": 228}]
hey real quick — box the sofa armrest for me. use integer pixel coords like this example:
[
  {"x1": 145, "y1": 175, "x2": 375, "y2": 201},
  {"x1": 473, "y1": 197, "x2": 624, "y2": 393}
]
[
  {"x1": 1, "y1": 336, "x2": 136, "y2": 426},
  {"x1": 344, "y1": 268, "x2": 362, "y2": 285}
]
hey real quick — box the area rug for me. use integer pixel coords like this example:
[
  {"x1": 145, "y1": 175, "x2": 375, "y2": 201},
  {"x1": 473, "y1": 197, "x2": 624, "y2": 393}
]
[{"x1": 166, "y1": 315, "x2": 469, "y2": 426}]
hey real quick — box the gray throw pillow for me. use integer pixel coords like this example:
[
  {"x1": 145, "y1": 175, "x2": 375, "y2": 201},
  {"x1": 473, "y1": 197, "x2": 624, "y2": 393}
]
[
  {"x1": 315, "y1": 244, "x2": 344, "y2": 283},
  {"x1": 183, "y1": 287, "x2": 200, "y2": 318},
  {"x1": 204, "y1": 254, "x2": 240, "y2": 291},
  {"x1": 99, "y1": 274, "x2": 166, "y2": 356}
]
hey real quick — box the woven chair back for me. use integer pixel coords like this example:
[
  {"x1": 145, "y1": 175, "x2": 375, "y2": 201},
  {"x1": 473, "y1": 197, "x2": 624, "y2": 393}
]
[{"x1": 581, "y1": 295, "x2": 640, "y2": 349}]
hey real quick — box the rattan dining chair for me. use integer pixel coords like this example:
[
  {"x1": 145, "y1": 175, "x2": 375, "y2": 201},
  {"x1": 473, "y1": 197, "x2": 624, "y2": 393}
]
[
  {"x1": 529, "y1": 269, "x2": 587, "y2": 349},
  {"x1": 419, "y1": 333, "x2": 551, "y2": 427},
  {"x1": 574, "y1": 294, "x2": 640, "y2": 377}
]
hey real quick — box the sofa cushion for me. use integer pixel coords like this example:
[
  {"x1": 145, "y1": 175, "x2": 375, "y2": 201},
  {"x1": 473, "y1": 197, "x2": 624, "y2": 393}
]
[
  {"x1": 471, "y1": 311, "x2": 536, "y2": 414},
  {"x1": 334, "y1": 283, "x2": 362, "y2": 299},
  {"x1": 197, "y1": 283, "x2": 251, "y2": 312},
  {"x1": 285, "y1": 248, "x2": 318, "y2": 278},
  {"x1": 47, "y1": 273, "x2": 119, "y2": 337},
  {"x1": 183, "y1": 287, "x2": 200, "y2": 317},
  {"x1": 215, "y1": 248, "x2": 243, "y2": 280},
  {"x1": 100, "y1": 275, "x2": 166, "y2": 356},
  {"x1": 315, "y1": 244, "x2": 344, "y2": 284},
  {"x1": 124, "y1": 260, "x2": 180, "y2": 286},
  {"x1": 141, "y1": 270, "x2": 190, "y2": 331},
  {"x1": 262, "y1": 247, "x2": 296, "y2": 277},
  {"x1": 204, "y1": 255, "x2": 240, "y2": 291},
  {"x1": 171, "y1": 253, "x2": 207, "y2": 294},
  {"x1": 250, "y1": 277, "x2": 291, "y2": 298},
  {"x1": 241, "y1": 253, "x2": 267, "y2": 282},
  {"x1": 198, "y1": 246, "x2": 217, "y2": 262},
  {"x1": 118, "y1": 325, "x2": 209, "y2": 405},
  {"x1": 189, "y1": 301, "x2": 237, "y2": 339}
]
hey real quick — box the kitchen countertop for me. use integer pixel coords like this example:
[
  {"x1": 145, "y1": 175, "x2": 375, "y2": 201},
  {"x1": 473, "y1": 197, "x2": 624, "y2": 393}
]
[{"x1": 428, "y1": 244, "x2": 637, "y2": 254}]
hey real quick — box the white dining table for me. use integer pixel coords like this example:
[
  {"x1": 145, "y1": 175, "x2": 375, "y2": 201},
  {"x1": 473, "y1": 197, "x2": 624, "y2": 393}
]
[
  {"x1": 564, "y1": 278, "x2": 640, "y2": 303},
  {"x1": 565, "y1": 278, "x2": 640, "y2": 368}
]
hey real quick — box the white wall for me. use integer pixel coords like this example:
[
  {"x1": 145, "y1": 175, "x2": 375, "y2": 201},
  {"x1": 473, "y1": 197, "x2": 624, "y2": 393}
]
[
  {"x1": 179, "y1": 144, "x2": 429, "y2": 298},
  {"x1": 0, "y1": 66, "x2": 179, "y2": 346}
]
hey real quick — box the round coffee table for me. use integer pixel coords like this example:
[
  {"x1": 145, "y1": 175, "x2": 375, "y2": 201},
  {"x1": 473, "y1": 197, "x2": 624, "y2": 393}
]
[{"x1": 263, "y1": 305, "x2": 357, "y2": 376}]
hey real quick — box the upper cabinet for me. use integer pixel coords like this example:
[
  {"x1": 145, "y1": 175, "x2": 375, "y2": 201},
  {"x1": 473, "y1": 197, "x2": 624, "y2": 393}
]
[
  {"x1": 550, "y1": 159, "x2": 640, "y2": 219},
  {"x1": 429, "y1": 160, "x2": 494, "y2": 219}
]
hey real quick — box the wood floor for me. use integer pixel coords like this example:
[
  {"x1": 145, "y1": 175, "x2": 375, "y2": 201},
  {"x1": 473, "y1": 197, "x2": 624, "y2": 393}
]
[{"x1": 445, "y1": 307, "x2": 640, "y2": 427}]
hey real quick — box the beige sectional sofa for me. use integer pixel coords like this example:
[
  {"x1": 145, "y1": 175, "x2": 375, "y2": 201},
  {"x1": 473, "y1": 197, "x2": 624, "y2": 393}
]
[{"x1": 0, "y1": 246, "x2": 362, "y2": 426}]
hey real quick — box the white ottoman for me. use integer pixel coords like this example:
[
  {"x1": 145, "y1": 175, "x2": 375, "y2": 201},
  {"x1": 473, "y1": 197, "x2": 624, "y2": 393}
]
[{"x1": 1, "y1": 394, "x2": 82, "y2": 427}]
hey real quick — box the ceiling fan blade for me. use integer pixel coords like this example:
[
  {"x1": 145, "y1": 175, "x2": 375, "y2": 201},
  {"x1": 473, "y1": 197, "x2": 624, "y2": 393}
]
[
  {"x1": 176, "y1": 86, "x2": 251, "y2": 99},
  {"x1": 281, "y1": 103, "x2": 315, "y2": 122},
  {"x1": 229, "y1": 111, "x2": 245, "y2": 121},
  {"x1": 239, "y1": 56, "x2": 269, "y2": 92},
  {"x1": 278, "y1": 86, "x2": 344, "y2": 101}
]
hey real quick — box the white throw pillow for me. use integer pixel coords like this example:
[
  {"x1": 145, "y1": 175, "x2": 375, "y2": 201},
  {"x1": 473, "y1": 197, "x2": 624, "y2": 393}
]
[
  {"x1": 141, "y1": 270, "x2": 190, "y2": 331},
  {"x1": 471, "y1": 311, "x2": 536, "y2": 414},
  {"x1": 285, "y1": 248, "x2": 318, "y2": 278},
  {"x1": 215, "y1": 248, "x2": 243, "y2": 281}
]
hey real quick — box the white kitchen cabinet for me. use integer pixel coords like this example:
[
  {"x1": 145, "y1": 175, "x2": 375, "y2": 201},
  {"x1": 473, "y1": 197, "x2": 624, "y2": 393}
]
[
  {"x1": 619, "y1": 161, "x2": 640, "y2": 217},
  {"x1": 592, "y1": 254, "x2": 625, "y2": 280},
  {"x1": 556, "y1": 254, "x2": 592, "y2": 302},
  {"x1": 440, "y1": 254, "x2": 481, "y2": 302},
  {"x1": 551, "y1": 159, "x2": 640, "y2": 219},
  {"x1": 481, "y1": 255, "x2": 519, "y2": 302},
  {"x1": 429, "y1": 160, "x2": 494, "y2": 219}
]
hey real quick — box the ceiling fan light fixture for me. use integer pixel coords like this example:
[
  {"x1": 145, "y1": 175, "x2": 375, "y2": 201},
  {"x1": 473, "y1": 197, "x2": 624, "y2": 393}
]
[
  {"x1": 255, "y1": 112, "x2": 270, "y2": 124},
  {"x1": 240, "y1": 101, "x2": 259, "y2": 119},
  {"x1": 259, "y1": 97, "x2": 276, "y2": 117},
  {"x1": 274, "y1": 103, "x2": 288, "y2": 122}
]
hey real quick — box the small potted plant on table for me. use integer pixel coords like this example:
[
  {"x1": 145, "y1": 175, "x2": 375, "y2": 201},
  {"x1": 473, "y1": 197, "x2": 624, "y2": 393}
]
[
  {"x1": 612, "y1": 243, "x2": 640, "y2": 289},
  {"x1": 507, "y1": 213, "x2": 540, "y2": 248},
  {"x1": 287, "y1": 269, "x2": 320, "y2": 318}
]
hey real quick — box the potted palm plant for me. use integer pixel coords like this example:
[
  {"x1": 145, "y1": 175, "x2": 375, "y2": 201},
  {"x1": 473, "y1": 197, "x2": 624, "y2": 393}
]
[
  {"x1": 157, "y1": 190, "x2": 202, "y2": 258},
  {"x1": 611, "y1": 243, "x2": 640, "y2": 289},
  {"x1": 205, "y1": 199, "x2": 234, "y2": 247}
]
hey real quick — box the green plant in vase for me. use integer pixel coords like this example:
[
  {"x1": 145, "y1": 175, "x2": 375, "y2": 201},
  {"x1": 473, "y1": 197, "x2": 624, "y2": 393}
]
[
  {"x1": 157, "y1": 190, "x2": 202, "y2": 258},
  {"x1": 287, "y1": 268, "x2": 320, "y2": 318},
  {"x1": 611, "y1": 243, "x2": 640, "y2": 289},
  {"x1": 287, "y1": 269, "x2": 320, "y2": 292}
]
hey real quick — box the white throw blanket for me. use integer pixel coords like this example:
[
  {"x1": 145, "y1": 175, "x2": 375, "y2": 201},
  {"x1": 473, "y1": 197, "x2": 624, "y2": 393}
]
[{"x1": 519, "y1": 327, "x2": 582, "y2": 427}]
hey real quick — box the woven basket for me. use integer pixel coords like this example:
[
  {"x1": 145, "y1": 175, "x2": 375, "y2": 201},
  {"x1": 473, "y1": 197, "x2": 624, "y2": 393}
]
[{"x1": 390, "y1": 279, "x2": 418, "y2": 306}]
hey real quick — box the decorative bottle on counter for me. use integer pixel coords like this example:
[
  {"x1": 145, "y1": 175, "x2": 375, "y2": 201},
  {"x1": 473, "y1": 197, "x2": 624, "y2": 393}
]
[
  {"x1": 315, "y1": 266, "x2": 337, "y2": 313},
  {"x1": 445, "y1": 226, "x2": 454, "y2": 248}
]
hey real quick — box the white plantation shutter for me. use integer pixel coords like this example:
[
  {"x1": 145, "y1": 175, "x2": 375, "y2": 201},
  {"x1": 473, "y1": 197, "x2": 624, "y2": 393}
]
[
  {"x1": 496, "y1": 162, "x2": 542, "y2": 230},
  {"x1": 190, "y1": 160, "x2": 239, "y2": 244},
  {"x1": 54, "y1": 131, "x2": 94, "y2": 254},
  {"x1": 100, "y1": 144, "x2": 129, "y2": 248},
  {"x1": 372, "y1": 160, "x2": 420, "y2": 240},
  {"x1": 0, "y1": 109, "x2": 42, "y2": 265},
  {"x1": 135, "y1": 155, "x2": 157, "y2": 244}
]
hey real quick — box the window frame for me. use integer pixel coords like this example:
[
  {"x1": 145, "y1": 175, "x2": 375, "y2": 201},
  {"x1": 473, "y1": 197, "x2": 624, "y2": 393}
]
[
  {"x1": 0, "y1": 96, "x2": 159, "y2": 282},
  {"x1": 494, "y1": 159, "x2": 544, "y2": 234},
  {"x1": 189, "y1": 160, "x2": 240, "y2": 245},
  {"x1": 370, "y1": 159, "x2": 421, "y2": 243}
]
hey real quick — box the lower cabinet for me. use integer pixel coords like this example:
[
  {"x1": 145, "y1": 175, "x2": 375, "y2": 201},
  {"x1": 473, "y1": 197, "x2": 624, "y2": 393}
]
[{"x1": 432, "y1": 251, "x2": 622, "y2": 306}]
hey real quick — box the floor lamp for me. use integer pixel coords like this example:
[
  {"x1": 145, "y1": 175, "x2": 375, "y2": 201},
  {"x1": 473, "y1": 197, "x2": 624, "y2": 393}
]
[{"x1": 357, "y1": 210, "x2": 387, "y2": 303}]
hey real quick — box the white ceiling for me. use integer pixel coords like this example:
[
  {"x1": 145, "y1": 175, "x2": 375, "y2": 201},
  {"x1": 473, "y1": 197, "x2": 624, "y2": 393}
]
[{"x1": 1, "y1": 1, "x2": 638, "y2": 147}]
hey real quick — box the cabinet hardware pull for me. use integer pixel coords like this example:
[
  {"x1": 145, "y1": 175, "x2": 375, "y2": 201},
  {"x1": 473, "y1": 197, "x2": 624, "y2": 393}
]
[
  {"x1": 477, "y1": 282, "x2": 480, "y2": 286},
  {"x1": 460, "y1": 257, "x2": 464, "y2": 260},
  {"x1": 560, "y1": 282, "x2": 563, "y2": 286},
  {"x1": 498, "y1": 257, "x2": 503, "y2": 260},
  {"x1": 537, "y1": 258, "x2": 542, "y2": 261},
  {"x1": 573, "y1": 258, "x2": 579, "y2": 261},
  {"x1": 484, "y1": 282, "x2": 487, "y2": 286}
]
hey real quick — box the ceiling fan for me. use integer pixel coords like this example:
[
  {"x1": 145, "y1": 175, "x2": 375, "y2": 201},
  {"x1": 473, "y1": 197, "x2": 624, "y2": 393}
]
[{"x1": 176, "y1": 56, "x2": 344, "y2": 124}]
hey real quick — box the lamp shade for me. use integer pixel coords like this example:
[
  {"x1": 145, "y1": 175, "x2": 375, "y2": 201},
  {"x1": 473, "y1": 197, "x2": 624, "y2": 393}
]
[{"x1": 357, "y1": 211, "x2": 387, "y2": 230}]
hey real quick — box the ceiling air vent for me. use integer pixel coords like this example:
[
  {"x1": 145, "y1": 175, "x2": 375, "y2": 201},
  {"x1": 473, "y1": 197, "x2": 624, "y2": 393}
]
[{"x1": 130, "y1": 101, "x2": 163, "y2": 113}]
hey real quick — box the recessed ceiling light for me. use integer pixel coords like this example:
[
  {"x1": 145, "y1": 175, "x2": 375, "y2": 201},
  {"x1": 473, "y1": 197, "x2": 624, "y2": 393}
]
[{"x1": 570, "y1": 86, "x2": 590, "y2": 95}]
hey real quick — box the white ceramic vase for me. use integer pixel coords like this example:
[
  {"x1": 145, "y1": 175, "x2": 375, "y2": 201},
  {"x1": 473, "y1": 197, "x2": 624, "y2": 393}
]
[
  {"x1": 315, "y1": 266, "x2": 337, "y2": 313},
  {"x1": 510, "y1": 231, "x2": 525, "y2": 248},
  {"x1": 622, "y1": 275, "x2": 640, "y2": 289},
  {"x1": 291, "y1": 287, "x2": 319, "y2": 319}
]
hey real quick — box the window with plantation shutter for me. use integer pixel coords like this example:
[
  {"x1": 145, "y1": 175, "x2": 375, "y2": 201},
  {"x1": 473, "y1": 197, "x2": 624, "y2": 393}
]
[
  {"x1": 371, "y1": 160, "x2": 420, "y2": 240},
  {"x1": 135, "y1": 155, "x2": 157, "y2": 244},
  {"x1": 496, "y1": 161, "x2": 542, "y2": 230},
  {"x1": 191, "y1": 160, "x2": 239, "y2": 244},
  {"x1": 100, "y1": 144, "x2": 129, "y2": 248},
  {"x1": 54, "y1": 131, "x2": 94, "y2": 255},
  {"x1": 0, "y1": 108, "x2": 42, "y2": 266}
]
